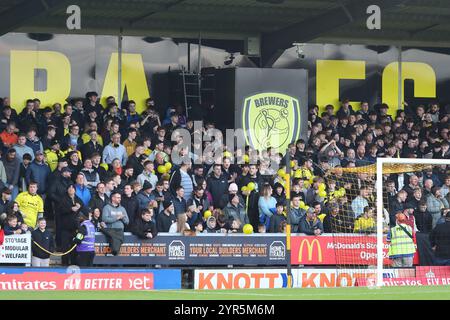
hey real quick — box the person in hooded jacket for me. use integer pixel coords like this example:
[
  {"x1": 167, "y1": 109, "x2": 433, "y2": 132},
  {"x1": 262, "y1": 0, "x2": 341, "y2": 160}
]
[
  {"x1": 203, "y1": 215, "x2": 218, "y2": 233},
  {"x1": 272, "y1": 182, "x2": 286, "y2": 205}
]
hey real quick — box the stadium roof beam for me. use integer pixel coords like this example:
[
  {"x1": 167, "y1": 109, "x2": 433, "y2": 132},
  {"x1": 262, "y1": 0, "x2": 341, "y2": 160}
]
[
  {"x1": 0, "y1": 0, "x2": 72, "y2": 36},
  {"x1": 261, "y1": 0, "x2": 410, "y2": 67},
  {"x1": 129, "y1": 0, "x2": 186, "y2": 27}
]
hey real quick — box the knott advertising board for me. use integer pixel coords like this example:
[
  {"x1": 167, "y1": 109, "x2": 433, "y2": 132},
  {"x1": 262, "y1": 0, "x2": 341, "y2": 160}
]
[
  {"x1": 0, "y1": 234, "x2": 31, "y2": 264},
  {"x1": 194, "y1": 269, "x2": 415, "y2": 290},
  {"x1": 291, "y1": 235, "x2": 419, "y2": 265},
  {"x1": 94, "y1": 234, "x2": 287, "y2": 265},
  {"x1": 0, "y1": 268, "x2": 181, "y2": 290}
]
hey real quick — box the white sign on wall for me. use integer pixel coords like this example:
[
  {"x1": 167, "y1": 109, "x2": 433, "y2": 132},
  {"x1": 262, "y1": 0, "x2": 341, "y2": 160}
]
[{"x1": 0, "y1": 234, "x2": 32, "y2": 264}]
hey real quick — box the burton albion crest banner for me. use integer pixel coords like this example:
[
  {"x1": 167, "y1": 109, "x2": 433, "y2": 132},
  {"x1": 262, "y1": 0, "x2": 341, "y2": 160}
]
[{"x1": 243, "y1": 92, "x2": 301, "y2": 152}]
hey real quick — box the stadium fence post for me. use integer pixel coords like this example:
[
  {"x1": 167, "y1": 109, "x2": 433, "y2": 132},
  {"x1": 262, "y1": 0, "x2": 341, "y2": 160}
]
[
  {"x1": 376, "y1": 158, "x2": 384, "y2": 287},
  {"x1": 285, "y1": 149, "x2": 292, "y2": 288}
]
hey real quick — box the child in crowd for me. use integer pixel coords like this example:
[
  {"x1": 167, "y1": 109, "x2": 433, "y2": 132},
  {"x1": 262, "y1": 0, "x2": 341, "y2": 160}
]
[
  {"x1": 228, "y1": 218, "x2": 242, "y2": 233},
  {"x1": 278, "y1": 221, "x2": 287, "y2": 233},
  {"x1": 216, "y1": 214, "x2": 230, "y2": 233},
  {"x1": 31, "y1": 218, "x2": 55, "y2": 267},
  {"x1": 269, "y1": 201, "x2": 287, "y2": 233},
  {"x1": 258, "y1": 223, "x2": 266, "y2": 234},
  {"x1": 204, "y1": 216, "x2": 218, "y2": 233},
  {"x1": 193, "y1": 220, "x2": 204, "y2": 234},
  {"x1": 4, "y1": 215, "x2": 29, "y2": 235}
]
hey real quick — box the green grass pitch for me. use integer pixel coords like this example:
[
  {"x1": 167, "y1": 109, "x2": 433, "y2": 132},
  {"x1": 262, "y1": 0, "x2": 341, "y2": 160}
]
[{"x1": 0, "y1": 286, "x2": 449, "y2": 300}]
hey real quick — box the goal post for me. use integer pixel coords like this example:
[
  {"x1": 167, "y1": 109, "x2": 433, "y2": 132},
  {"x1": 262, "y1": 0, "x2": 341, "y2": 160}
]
[
  {"x1": 375, "y1": 157, "x2": 450, "y2": 287},
  {"x1": 322, "y1": 157, "x2": 450, "y2": 288}
]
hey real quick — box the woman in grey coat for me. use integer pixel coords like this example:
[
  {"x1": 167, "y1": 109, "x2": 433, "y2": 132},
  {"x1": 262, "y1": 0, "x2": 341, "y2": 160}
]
[{"x1": 426, "y1": 186, "x2": 449, "y2": 229}]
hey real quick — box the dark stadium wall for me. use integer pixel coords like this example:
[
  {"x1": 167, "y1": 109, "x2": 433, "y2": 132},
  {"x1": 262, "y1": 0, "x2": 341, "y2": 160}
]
[{"x1": 0, "y1": 33, "x2": 448, "y2": 117}]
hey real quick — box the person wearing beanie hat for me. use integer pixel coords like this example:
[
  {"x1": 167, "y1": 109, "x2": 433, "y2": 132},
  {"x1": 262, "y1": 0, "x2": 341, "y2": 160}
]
[
  {"x1": 136, "y1": 180, "x2": 156, "y2": 211},
  {"x1": 137, "y1": 160, "x2": 158, "y2": 193},
  {"x1": 44, "y1": 139, "x2": 64, "y2": 172},
  {"x1": 219, "y1": 182, "x2": 244, "y2": 209},
  {"x1": 121, "y1": 163, "x2": 134, "y2": 185},
  {"x1": 228, "y1": 183, "x2": 238, "y2": 192},
  {"x1": 163, "y1": 199, "x2": 173, "y2": 210},
  {"x1": 156, "y1": 199, "x2": 176, "y2": 233},
  {"x1": 299, "y1": 206, "x2": 324, "y2": 236},
  {"x1": 223, "y1": 192, "x2": 249, "y2": 226}
]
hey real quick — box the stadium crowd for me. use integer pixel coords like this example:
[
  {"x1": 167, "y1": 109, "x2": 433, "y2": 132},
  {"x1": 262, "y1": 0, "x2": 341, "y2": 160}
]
[{"x1": 0, "y1": 94, "x2": 448, "y2": 266}]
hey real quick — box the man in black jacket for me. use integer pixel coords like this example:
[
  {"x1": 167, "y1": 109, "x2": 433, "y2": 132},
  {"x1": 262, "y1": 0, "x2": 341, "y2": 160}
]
[
  {"x1": 131, "y1": 209, "x2": 158, "y2": 239},
  {"x1": 242, "y1": 187, "x2": 260, "y2": 232},
  {"x1": 389, "y1": 190, "x2": 407, "y2": 227},
  {"x1": 240, "y1": 164, "x2": 264, "y2": 194},
  {"x1": 121, "y1": 184, "x2": 139, "y2": 229},
  {"x1": 157, "y1": 200, "x2": 176, "y2": 232},
  {"x1": 323, "y1": 202, "x2": 354, "y2": 233},
  {"x1": 172, "y1": 186, "x2": 187, "y2": 215},
  {"x1": 406, "y1": 188, "x2": 424, "y2": 212},
  {"x1": 58, "y1": 184, "x2": 88, "y2": 266},
  {"x1": 2, "y1": 148, "x2": 20, "y2": 199},
  {"x1": 430, "y1": 211, "x2": 450, "y2": 265},
  {"x1": 83, "y1": 91, "x2": 103, "y2": 116},
  {"x1": 91, "y1": 153, "x2": 108, "y2": 182},
  {"x1": 47, "y1": 167, "x2": 72, "y2": 247},
  {"x1": 89, "y1": 182, "x2": 109, "y2": 211},
  {"x1": 414, "y1": 201, "x2": 433, "y2": 233},
  {"x1": 80, "y1": 130, "x2": 103, "y2": 160},
  {"x1": 31, "y1": 217, "x2": 55, "y2": 267},
  {"x1": 206, "y1": 164, "x2": 228, "y2": 209},
  {"x1": 151, "y1": 180, "x2": 168, "y2": 213},
  {"x1": 126, "y1": 145, "x2": 145, "y2": 179},
  {"x1": 187, "y1": 185, "x2": 210, "y2": 218},
  {"x1": 169, "y1": 162, "x2": 193, "y2": 200}
]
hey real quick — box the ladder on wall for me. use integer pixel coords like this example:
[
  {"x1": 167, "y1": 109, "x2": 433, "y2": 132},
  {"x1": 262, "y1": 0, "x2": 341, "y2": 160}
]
[
  {"x1": 181, "y1": 68, "x2": 201, "y2": 118},
  {"x1": 180, "y1": 34, "x2": 216, "y2": 119}
]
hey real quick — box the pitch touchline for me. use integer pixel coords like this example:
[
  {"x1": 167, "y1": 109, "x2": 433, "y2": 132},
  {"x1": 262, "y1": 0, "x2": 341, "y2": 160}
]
[{"x1": 156, "y1": 289, "x2": 449, "y2": 298}]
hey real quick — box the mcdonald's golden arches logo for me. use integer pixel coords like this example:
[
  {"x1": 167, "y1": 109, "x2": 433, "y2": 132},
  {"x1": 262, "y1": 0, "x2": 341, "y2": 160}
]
[{"x1": 298, "y1": 238, "x2": 323, "y2": 263}]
